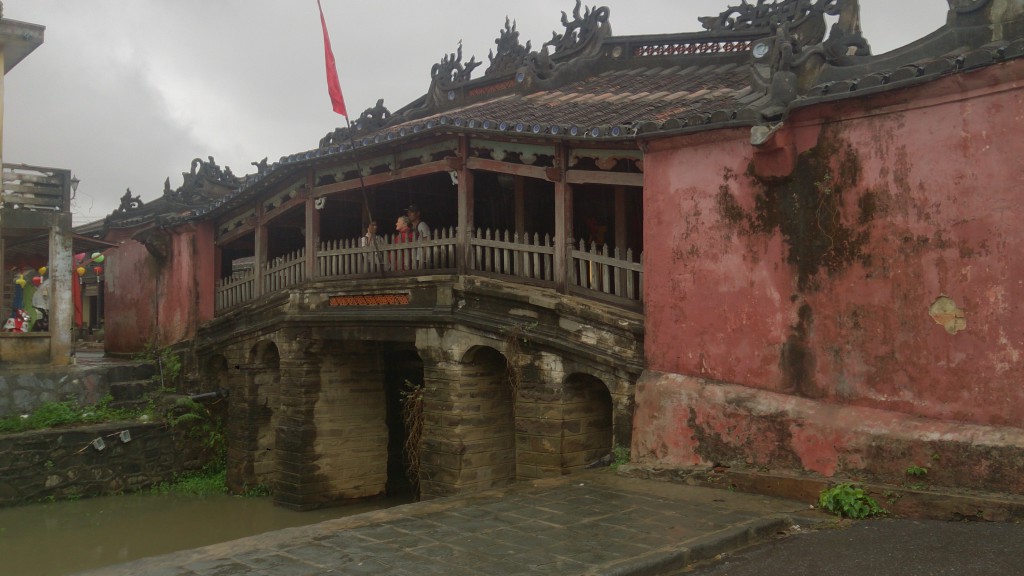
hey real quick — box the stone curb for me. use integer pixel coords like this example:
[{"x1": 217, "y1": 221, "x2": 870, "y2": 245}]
[
  {"x1": 618, "y1": 464, "x2": 1024, "y2": 522},
  {"x1": 593, "y1": 515, "x2": 795, "y2": 576}
]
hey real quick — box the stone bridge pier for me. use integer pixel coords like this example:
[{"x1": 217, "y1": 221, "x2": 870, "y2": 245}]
[{"x1": 205, "y1": 320, "x2": 639, "y2": 510}]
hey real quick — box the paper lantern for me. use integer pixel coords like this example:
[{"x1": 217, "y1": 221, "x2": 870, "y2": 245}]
[
  {"x1": 32, "y1": 276, "x2": 42, "y2": 287},
  {"x1": 93, "y1": 266, "x2": 103, "y2": 275},
  {"x1": 76, "y1": 266, "x2": 86, "y2": 277},
  {"x1": 92, "y1": 253, "x2": 105, "y2": 263},
  {"x1": 38, "y1": 266, "x2": 48, "y2": 276},
  {"x1": 15, "y1": 277, "x2": 26, "y2": 287}
]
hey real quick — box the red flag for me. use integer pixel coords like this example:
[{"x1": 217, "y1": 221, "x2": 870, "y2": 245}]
[{"x1": 317, "y1": 0, "x2": 348, "y2": 117}]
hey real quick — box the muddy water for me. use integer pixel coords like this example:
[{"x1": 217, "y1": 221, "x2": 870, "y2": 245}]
[{"x1": 0, "y1": 493, "x2": 403, "y2": 576}]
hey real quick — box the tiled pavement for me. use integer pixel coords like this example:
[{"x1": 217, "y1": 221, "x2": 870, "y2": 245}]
[{"x1": 75, "y1": 470, "x2": 819, "y2": 576}]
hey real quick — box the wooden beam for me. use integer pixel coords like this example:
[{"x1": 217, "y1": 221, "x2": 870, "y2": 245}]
[
  {"x1": 565, "y1": 170, "x2": 643, "y2": 187},
  {"x1": 466, "y1": 157, "x2": 552, "y2": 181},
  {"x1": 312, "y1": 159, "x2": 452, "y2": 196}
]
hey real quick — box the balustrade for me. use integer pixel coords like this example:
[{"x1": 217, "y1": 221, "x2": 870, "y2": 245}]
[{"x1": 214, "y1": 226, "x2": 642, "y2": 314}]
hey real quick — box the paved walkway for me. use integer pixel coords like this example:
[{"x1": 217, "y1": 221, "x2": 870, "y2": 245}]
[{"x1": 75, "y1": 470, "x2": 819, "y2": 576}]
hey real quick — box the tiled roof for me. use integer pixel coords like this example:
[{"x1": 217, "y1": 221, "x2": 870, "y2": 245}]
[
  {"x1": 78, "y1": 1, "x2": 1024, "y2": 231},
  {"x1": 374, "y1": 62, "x2": 754, "y2": 139}
]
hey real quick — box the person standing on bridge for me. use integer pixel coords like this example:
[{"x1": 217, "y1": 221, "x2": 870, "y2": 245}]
[
  {"x1": 407, "y1": 204, "x2": 431, "y2": 268},
  {"x1": 406, "y1": 204, "x2": 430, "y2": 239},
  {"x1": 393, "y1": 215, "x2": 415, "y2": 271}
]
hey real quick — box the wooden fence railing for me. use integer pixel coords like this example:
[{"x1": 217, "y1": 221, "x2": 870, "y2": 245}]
[
  {"x1": 570, "y1": 240, "x2": 643, "y2": 301},
  {"x1": 215, "y1": 227, "x2": 642, "y2": 313},
  {"x1": 263, "y1": 249, "x2": 306, "y2": 293},
  {"x1": 317, "y1": 227, "x2": 458, "y2": 278},
  {"x1": 215, "y1": 269, "x2": 255, "y2": 312},
  {"x1": 469, "y1": 229, "x2": 555, "y2": 283}
]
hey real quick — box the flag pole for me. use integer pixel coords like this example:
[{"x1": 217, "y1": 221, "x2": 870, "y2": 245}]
[{"x1": 317, "y1": 0, "x2": 385, "y2": 275}]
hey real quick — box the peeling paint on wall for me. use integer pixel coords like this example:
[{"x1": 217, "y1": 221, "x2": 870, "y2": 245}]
[{"x1": 929, "y1": 295, "x2": 967, "y2": 335}]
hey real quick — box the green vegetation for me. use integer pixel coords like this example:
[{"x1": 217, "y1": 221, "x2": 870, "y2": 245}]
[
  {"x1": 151, "y1": 462, "x2": 227, "y2": 496},
  {"x1": 905, "y1": 465, "x2": 928, "y2": 478},
  {"x1": 0, "y1": 395, "x2": 145, "y2": 434},
  {"x1": 133, "y1": 343, "x2": 183, "y2": 387},
  {"x1": 610, "y1": 445, "x2": 631, "y2": 470},
  {"x1": 818, "y1": 483, "x2": 886, "y2": 519}
]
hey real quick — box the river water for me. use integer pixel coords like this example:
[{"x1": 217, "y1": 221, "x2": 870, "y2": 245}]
[{"x1": 0, "y1": 493, "x2": 402, "y2": 576}]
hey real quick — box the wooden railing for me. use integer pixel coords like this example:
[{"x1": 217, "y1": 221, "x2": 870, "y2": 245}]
[
  {"x1": 215, "y1": 227, "x2": 642, "y2": 313},
  {"x1": 264, "y1": 249, "x2": 306, "y2": 292},
  {"x1": 317, "y1": 227, "x2": 458, "y2": 278},
  {"x1": 1, "y1": 164, "x2": 71, "y2": 212},
  {"x1": 215, "y1": 269, "x2": 255, "y2": 312},
  {"x1": 469, "y1": 229, "x2": 555, "y2": 283},
  {"x1": 570, "y1": 240, "x2": 644, "y2": 302}
]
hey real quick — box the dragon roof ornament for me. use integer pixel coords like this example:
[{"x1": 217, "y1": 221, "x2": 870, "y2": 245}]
[
  {"x1": 432, "y1": 41, "x2": 482, "y2": 90},
  {"x1": 486, "y1": 17, "x2": 532, "y2": 76},
  {"x1": 319, "y1": 99, "x2": 392, "y2": 148},
  {"x1": 543, "y1": 0, "x2": 611, "y2": 59},
  {"x1": 701, "y1": 0, "x2": 843, "y2": 40}
]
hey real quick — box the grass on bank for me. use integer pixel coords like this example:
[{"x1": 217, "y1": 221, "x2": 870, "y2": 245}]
[{"x1": 0, "y1": 395, "x2": 148, "y2": 435}]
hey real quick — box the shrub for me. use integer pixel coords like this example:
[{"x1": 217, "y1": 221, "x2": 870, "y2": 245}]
[{"x1": 818, "y1": 483, "x2": 886, "y2": 519}]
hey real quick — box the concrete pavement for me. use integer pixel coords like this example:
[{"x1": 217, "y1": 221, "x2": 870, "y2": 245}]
[
  {"x1": 74, "y1": 469, "x2": 820, "y2": 576},
  {"x1": 687, "y1": 518, "x2": 1024, "y2": 576}
]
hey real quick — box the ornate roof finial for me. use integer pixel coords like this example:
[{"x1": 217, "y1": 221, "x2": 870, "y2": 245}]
[
  {"x1": 431, "y1": 40, "x2": 482, "y2": 89},
  {"x1": 543, "y1": 1, "x2": 611, "y2": 57},
  {"x1": 486, "y1": 17, "x2": 532, "y2": 76},
  {"x1": 117, "y1": 188, "x2": 144, "y2": 213}
]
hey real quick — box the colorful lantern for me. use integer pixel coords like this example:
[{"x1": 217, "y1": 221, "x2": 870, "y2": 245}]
[
  {"x1": 92, "y1": 253, "x2": 105, "y2": 263},
  {"x1": 93, "y1": 266, "x2": 103, "y2": 276},
  {"x1": 15, "y1": 276, "x2": 26, "y2": 288},
  {"x1": 38, "y1": 266, "x2": 47, "y2": 276},
  {"x1": 32, "y1": 276, "x2": 42, "y2": 287},
  {"x1": 76, "y1": 266, "x2": 86, "y2": 277}
]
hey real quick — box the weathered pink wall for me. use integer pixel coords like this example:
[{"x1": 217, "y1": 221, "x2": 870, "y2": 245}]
[
  {"x1": 104, "y1": 222, "x2": 216, "y2": 354},
  {"x1": 635, "y1": 61, "x2": 1024, "y2": 487}
]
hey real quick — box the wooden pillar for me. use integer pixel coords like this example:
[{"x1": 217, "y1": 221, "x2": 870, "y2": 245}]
[
  {"x1": 456, "y1": 136, "x2": 474, "y2": 275},
  {"x1": 301, "y1": 177, "x2": 317, "y2": 280},
  {"x1": 614, "y1": 185, "x2": 627, "y2": 251},
  {"x1": 553, "y1": 145, "x2": 572, "y2": 293},
  {"x1": 253, "y1": 205, "x2": 266, "y2": 299},
  {"x1": 514, "y1": 176, "x2": 526, "y2": 236}
]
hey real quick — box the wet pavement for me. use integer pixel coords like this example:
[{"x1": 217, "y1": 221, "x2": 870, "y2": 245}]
[
  {"x1": 73, "y1": 470, "x2": 818, "y2": 576},
  {"x1": 687, "y1": 518, "x2": 1024, "y2": 576}
]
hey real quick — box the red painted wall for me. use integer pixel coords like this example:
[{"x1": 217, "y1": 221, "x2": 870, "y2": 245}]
[
  {"x1": 635, "y1": 61, "x2": 1024, "y2": 485},
  {"x1": 103, "y1": 222, "x2": 216, "y2": 354}
]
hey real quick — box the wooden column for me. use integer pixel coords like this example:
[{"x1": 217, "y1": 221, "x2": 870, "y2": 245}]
[
  {"x1": 456, "y1": 136, "x2": 474, "y2": 275},
  {"x1": 253, "y1": 205, "x2": 266, "y2": 299},
  {"x1": 614, "y1": 185, "x2": 627, "y2": 252},
  {"x1": 514, "y1": 175, "x2": 526, "y2": 237},
  {"x1": 304, "y1": 181, "x2": 319, "y2": 281},
  {"x1": 553, "y1": 145, "x2": 572, "y2": 293}
]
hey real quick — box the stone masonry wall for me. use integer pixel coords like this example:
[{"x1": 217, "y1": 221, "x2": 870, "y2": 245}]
[
  {"x1": 0, "y1": 363, "x2": 156, "y2": 419},
  {"x1": 0, "y1": 421, "x2": 208, "y2": 506}
]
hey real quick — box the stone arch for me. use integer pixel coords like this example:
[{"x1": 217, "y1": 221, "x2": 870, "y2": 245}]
[
  {"x1": 249, "y1": 340, "x2": 281, "y2": 488},
  {"x1": 562, "y1": 372, "x2": 615, "y2": 470},
  {"x1": 419, "y1": 344, "x2": 516, "y2": 496}
]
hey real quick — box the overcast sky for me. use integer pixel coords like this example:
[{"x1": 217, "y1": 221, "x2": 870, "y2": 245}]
[{"x1": 3, "y1": 0, "x2": 946, "y2": 225}]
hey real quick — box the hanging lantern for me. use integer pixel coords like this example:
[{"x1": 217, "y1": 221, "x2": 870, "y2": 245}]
[
  {"x1": 38, "y1": 266, "x2": 48, "y2": 276},
  {"x1": 32, "y1": 276, "x2": 42, "y2": 287},
  {"x1": 92, "y1": 253, "x2": 105, "y2": 263},
  {"x1": 93, "y1": 266, "x2": 103, "y2": 276},
  {"x1": 76, "y1": 266, "x2": 86, "y2": 277}
]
